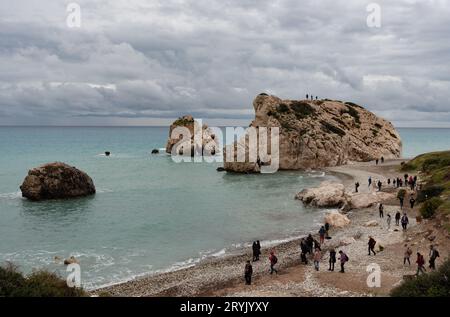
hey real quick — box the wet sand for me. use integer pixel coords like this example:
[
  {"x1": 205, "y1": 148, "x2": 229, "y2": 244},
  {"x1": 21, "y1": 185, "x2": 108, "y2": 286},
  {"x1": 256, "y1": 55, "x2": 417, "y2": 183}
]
[{"x1": 92, "y1": 159, "x2": 449, "y2": 297}]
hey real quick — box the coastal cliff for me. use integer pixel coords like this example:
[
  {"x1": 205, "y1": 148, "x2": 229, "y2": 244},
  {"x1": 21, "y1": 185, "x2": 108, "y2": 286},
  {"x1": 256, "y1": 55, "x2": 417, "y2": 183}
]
[{"x1": 224, "y1": 94, "x2": 402, "y2": 172}]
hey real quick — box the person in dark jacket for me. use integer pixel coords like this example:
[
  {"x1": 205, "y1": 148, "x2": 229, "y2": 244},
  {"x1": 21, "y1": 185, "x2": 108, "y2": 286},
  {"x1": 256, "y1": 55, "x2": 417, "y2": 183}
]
[
  {"x1": 324, "y1": 222, "x2": 330, "y2": 237},
  {"x1": 269, "y1": 251, "x2": 278, "y2": 275},
  {"x1": 300, "y1": 238, "x2": 309, "y2": 264},
  {"x1": 244, "y1": 261, "x2": 253, "y2": 285},
  {"x1": 410, "y1": 197, "x2": 416, "y2": 209},
  {"x1": 429, "y1": 245, "x2": 440, "y2": 270},
  {"x1": 379, "y1": 203, "x2": 384, "y2": 218},
  {"x1": 395, "y1": 211, "x2": 401, "y2": 226},
  {"x1": 252, "y1": 241, "x2": 258, "y2": 262},
  {"x1": 355, "y1": 181, "x2": 360, "y2": 193},
  {"x1": 338, "y1": 250, "x2": 348, "y2": 273},
  {"x1": 328, "y1": 248, "x2": 336, "y2": 271},
  {"x1": 306, "y1": 234, "x2": 314, "y2": 254},
  {"x1": 401, "y1": 213, "x2": 409, "y2": 231},
  {"x1": 377, "y1": 180, "x2": 382, "y2": 191},
  {"x1": 416, "y1": 252, "x2": 426, "y2": 275},
  {"x1": 368, "y1": 236, "x2": 377, "y2": 255},
  {"x1": 319, "y1": 226, "x2": 326, "y2": 244}
]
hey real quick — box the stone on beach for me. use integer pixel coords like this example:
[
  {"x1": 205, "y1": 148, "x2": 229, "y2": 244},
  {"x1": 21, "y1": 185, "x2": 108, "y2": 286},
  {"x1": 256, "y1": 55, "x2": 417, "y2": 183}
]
[
  {"x1": 20, "y1": 162, "x2": 96, "y2": 201},
  {"x1": 296, "y1": 181, "x2": 347, "y2": 208},
  {"x1": 364, "y1": 220, "x2": 379, "y2": 227},
  {"x1": 324, "y1": 210, "x2": 351, "y2": 228},
  {"x1": 344, "y1": 192, "x2": 395, "y2": 210},
  {"x1": 339, "y1": 237, "x2": 356, "y2": 246}
]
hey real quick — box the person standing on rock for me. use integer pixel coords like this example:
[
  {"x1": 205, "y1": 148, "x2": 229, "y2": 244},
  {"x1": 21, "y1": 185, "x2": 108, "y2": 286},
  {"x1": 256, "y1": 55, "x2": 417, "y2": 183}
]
[
  {"x1": 244, "y1": 261, "x2": 253, "y2": 285},
  {"x1": 368, "y1": 176, "x2": 372, "y2": 188},
  {"x1": 328, "y1": 248, "x2": 336, "y2": 271},
  {"x1": 429, "y1": 245, "x2": 440, "y2": 270},
  {"x1": 401, "y1": 213, "x2": 409, "y2": 231},
  {"x1": 338, "y1": 250, "x2": 348, "y2": 273},
  {"x1": 404, "y1": 244, "x2": 412, "y2": 265},
  {"x1": 319, "y1": 226, "x2": 326, "y2": 244},
  {"x1": 416, "y1": 252, "x2": 426, "y2": 275},
  {"x1": 256, "y1": 241, "x2": 261, "y2": 260},
  {"x1": 379, "y1": 203, "x2": 384, "y2": 218},
  {"x1": 269, "y1": 251, "x2": 278, "y2": 275},
  {"x1": 252, "y1": 241, "x2": 258, "y2": 262},
  {"x1": 410, "y1": 196, "x2": 416, "y2": 209},
  {"x1": 368, "y1": 236, "x2": 377, "y2": 255},
  {"x1": 313, "y1": 248, "x2": 321, "y2": 271},
  {"x1": 355, "y1": 181, "x2": 360, "y2": 193},
  {"x1": 395, "y1": 211, "x2": 401, "y2": 226},
  {"x1": 387, "y1": 214, "x2": 392, "y2": 229}
]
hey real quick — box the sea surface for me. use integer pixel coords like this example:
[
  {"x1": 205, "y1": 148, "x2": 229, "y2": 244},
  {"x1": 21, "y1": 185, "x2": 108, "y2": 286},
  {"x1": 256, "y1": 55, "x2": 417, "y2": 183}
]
[{"x1": 0, "y1": 127, "x2": 449, "y2": 289}]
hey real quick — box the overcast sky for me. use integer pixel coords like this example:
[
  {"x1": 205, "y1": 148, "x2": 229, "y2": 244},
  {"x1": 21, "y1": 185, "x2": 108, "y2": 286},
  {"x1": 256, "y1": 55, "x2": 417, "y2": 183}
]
[{"x1": 0, "y1": 0, "x2": 449, "y2": 126}]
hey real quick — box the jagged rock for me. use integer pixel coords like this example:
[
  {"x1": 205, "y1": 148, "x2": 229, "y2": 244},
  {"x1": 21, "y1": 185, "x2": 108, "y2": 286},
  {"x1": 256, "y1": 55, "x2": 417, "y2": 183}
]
[
  {"x1": 339, "y1": 237, "x2": 356, "y2": 246},
  {"x1": 324, "y1": 211, "x2": 351, "y2": 228},
  {"x1": 216, "y1": 167, "x2": 225, "y2": 172},
  {"x1": 20, "y1": 162, "x2": 96, "y2": 201},
  {"x1": 105, "y1": 151, "x2": 110, "y2": 156},
  {"x1": 64, "y1": 256, "x2": 79, "y2": 265},
  {"x1": 166, "y1": 115, "x2": 218, "y2": 156},
  {"x1": 224, "y1": 94, "x2": 402, "y2": 172},
  {"x1": 151, "y1": 149, "x2": 159, "y2": 154},
  {"x1": 295, "y1": 181, "x2": 347, "y2": 207},
  {"x1": 364, "y1": 220, "x2": 379, "y2": 227}
]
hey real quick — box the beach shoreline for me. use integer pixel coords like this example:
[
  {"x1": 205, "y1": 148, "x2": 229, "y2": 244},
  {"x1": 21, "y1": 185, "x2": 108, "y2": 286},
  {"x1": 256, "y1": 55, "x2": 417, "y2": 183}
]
[{"x1": 92, "y1": 158, "x2": 445, "y2": 297}]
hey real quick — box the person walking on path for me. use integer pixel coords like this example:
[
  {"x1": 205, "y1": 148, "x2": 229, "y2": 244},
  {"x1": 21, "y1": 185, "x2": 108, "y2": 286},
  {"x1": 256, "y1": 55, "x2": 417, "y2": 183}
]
[
  {"x1": 404, "y1": 244, "x2": 412, "y2": 265},
  {"x1": 410, "y1": 197, "x2": 416, "y2": 209},
  {"x1": 244, "y1": 261, "x2": 253, "y2": 285},
  {"x1": 395, "y1": 211, "x2": 401, "y2": 226},
  {"x1": 377, "y1": 180, "x2": 382, "y2": 192},
  {"x1": 429, "y1": 245, "x2": 440, "y2": 270},
  {"x1": 300, "y1": 238, "x2": 309, "y2": 264},
  {"x1": 416, "y1": 252, "x2": 426, "y2": 275},
  {"x1": 252, "y1": 241, "x2": 259, "y2": 262},
  {"x1": 355, "y1": 181, "x2": 360, "y2": 193},
  {"x1": 319, "y1": 226, "x2": 326, "y2": 244},
  {"x1": 399, "y1": 196, "x2": 404, "y2": 210},
  {"x1": 381, "y1": 156, "x2": 384, "y2": 163},
  {"x1": 269, "y1": 251, "x2": 278, "y2": 275},
  {"x1": 368, "y1": 236, "x2": 377, "y2": 255},
  {"x1": 387, "y1": 214, "x2": 391, "y2": 229},
  {"x1": 368, "y1": 176, "x2": 372, "y2": 188},
  {"x1": 313, "y1": 248, "x2": 321, "y2": 271},
  {"x1": 379, "y1": 203, "x2": 384, "y2": 218},
  {"x1": 306, "y1": 234, "x2": 314, "y2": 254},
  {"x1": 324, "y1": 222, "x2": 330, "y2": 238},
  {"x1": 375, "y1": 159, "x2": 379, "y2": 165},
  {"x1": 401, "y1": 213, "x2": 409, "y2": 231},
  {"x1": 328, "y1": 248, "x2": 336, "y2": 271},
  {"x1": 338, "y1": 251, "x2": 348, "y2": 273}
]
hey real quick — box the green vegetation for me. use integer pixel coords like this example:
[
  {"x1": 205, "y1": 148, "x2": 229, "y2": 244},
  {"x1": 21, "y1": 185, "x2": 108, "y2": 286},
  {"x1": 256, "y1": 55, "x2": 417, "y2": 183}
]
[
  {"x1": 320, "y1": 120, "x2": 346, "y2": 137},
  {"x1": 420, "y1": 197, "x2": 444, "y2": 219},
  {"x1": 397, "y1": 189, "x2": 407, "y2": 199},
  {"x1": 277, "y1": 103, "x2": 290, "y2": 113},
  {"x1": 401, "y1": 151, "x2": 450, "y2": 231},
  {"x1": 291, "y1": 101, "x2": 316, "y2": 119},
  {"x1": 0, "y1": 262, "x2": 86, "y2": 297},
  {"x1": 390, "y1": 258, "x2": 450, "y2": 297},
  {"x1": 173, "y1": 116, "x2": 194, "y2": 126}
]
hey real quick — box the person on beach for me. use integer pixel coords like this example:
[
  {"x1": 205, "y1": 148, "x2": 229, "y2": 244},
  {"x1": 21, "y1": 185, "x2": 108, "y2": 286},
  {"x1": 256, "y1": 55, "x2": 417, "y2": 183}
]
[
  {"x1": 306, "y1": 234, "x2": 314, "y2": 254},
  {"x1": 375, "y1": 159, "x2": 379, "y2": 165},
  {"x1": 319, "y1": 226, "x2": 326, "y2": 244},
  {"x1": 387, "y1": 214, "x2": 391, "y2": 229},
  {"x1": 395, "y1": 211, "x2": 401, "y2": 226},
  {"x1": 368, "y1": 236, "x2": 377, "y2": 255},
  {"x1": 393, "y1": 178, "x2": 396, "y2": 187},
  {"x1": 355, "y1": 181, "x2": 360, "y2": 193},
  {"x1": 269, "y1": 251, "x2": 278, "y2": 275},
  {"x1": 416, "y1": 252, "x2": 426, "y2": 275},
  {"x1": 313, "y1": 248, "x2": 321, "y2": 271},
  {"x1": 404, "y1": 174, "x2": 409, "y2": 185},
  {"x1": 324, "y1": 222, "x2": 330, "y2": 238},
  {"x1": 379, "y1": 203, "x2": 384, "y2": 218},
  {"x1": 244, "y1": 261, "x2": 253, "y2": 285},
  {"x1": 338, "y1": 251, "x2": 348, "y2": 273},
  {"x1": 429, "y1": 245, "x2": 440, "y2": 270},
  {"x1": 399, "y1": 196, "x2": 404, "y2": 210},
  {"x1": 404, "y1": 244, "x2": 412, "y2": 265},
  {"x1": 328, "y1": 248, "x2": 336, "y2": 271},
  {"x1": 410, "y1": 197, "x2": 416, "y2": 209},
  {"x1": 300, "y1": 238, "x2": 309, "y2": 264},
  {"x1": 313, "y1": 238, "x2": 321, "y2": 251},
  {"x1": 387, "y1": 178, "x2": 391, "y2": 186},
  {"x1": 368, "y1": 176, "x2": 372, "y2": 188},
  {"x1": 377, "y1": 180, "x2": 382, "y2": 192},
  {"x1": 401, "y1": 213, "x2": 409, "y2": 231},
  {"x1": 252, "y1": 241, "x2": 258, "y2": 262},
  {"x1": 381, "y1": 156, "x2": 384, "y2": 163}
]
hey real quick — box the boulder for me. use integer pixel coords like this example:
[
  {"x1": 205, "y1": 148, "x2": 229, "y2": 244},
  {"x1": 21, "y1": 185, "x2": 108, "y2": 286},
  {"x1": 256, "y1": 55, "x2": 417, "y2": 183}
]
[
  {"x1": 324, "y1": 211, "x2": 351, "y2": 228},
  {"x1": 151, "y1": 149, "x2": 159, "y2": 154},
  {"x1": 20, "y1": 162, "x2": 96, "y2": 201},
  {"x1": 216, "y1": 167, "x2": 226, "y2": 172},
  {"x1": 339, "y1": 237, "x2": 356, "y2": 246},
  {"x1": 295, "y1": 181, "x2": 347, "y2": 208},
  {"x1": 364, "y1": 220, "x2": 379, "y2": 227},
  {"x1": 344, "y1": 192, "x2": 395, "y2": 210},
  {"x1": 224, "y1": 94, "x2": 402, "y2": 172},
  {"x1": 165, "y1": 115, "x2": 219, "y2": 156},
  {"x1": 64, "y1": 256, "x2": 79, "y2": 265},
  {"x1": 105, "y1": 151, "x2": 110, "y2": 156}
]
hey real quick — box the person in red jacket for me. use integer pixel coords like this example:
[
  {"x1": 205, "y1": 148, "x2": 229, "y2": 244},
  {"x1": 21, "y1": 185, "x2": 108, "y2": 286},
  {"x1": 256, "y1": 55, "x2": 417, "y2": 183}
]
[
  {"x1": 416, "y1": 252, "x2": 426, "y2": 275},
  {"x1": 269, "y1": 250, "x2": 278, "y2": 275}
]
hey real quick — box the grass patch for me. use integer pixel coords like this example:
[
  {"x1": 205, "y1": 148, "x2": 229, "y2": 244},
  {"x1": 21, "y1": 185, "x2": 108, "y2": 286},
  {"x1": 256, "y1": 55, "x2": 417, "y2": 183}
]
[
  {"x1": 420, "y1": 197, "x2": 444, "y2": 219},
  {"x1": 173, "y1": 116, "x2": 194, "y2": 126}
]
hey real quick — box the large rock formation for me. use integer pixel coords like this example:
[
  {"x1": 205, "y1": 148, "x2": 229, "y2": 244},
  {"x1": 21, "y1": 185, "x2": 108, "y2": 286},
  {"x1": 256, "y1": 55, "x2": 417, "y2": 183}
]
[
  {"x1": 20, "y1": 162, "x2": 96, "y2": 201},
  {"x1": 295, "y1": 181, "x2": 347, "y2": 208},
  {"x1": 166, "y1": 115, "x2": 219, "y2": 156},
  {"x1": 224, "y1": 94, "x2": 402, "y2": 172}
]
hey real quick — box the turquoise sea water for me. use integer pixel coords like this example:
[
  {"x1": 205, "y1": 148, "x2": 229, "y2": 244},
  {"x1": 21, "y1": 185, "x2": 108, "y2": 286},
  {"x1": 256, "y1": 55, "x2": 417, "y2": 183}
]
[{"x1": 0, "y1": 127, "x2": 449, "y2": 288}]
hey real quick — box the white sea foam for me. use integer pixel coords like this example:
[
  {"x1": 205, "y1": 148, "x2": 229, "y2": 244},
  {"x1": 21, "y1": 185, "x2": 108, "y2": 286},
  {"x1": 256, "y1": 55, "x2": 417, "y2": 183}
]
[{"x1": 0, "y1": 191, "x2": 22, "y2": 200}]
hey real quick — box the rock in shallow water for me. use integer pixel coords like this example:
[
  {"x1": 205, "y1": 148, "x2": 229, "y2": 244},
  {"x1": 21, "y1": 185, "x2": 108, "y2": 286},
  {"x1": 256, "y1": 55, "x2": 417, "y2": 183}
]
[{"x1": 20, "y1": 162, "x2": 96, "y2": 201}]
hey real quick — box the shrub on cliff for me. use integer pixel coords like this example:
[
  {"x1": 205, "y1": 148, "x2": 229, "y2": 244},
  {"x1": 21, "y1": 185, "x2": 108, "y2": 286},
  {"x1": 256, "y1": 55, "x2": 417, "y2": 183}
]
[
  {"x1": 390, "y1": 258, "x2": 450, "y2": 297},
  {"x1": 0, "y1": 262, "x2": 86, "y2": 297},
  {"x1": 420, "y1": 197, "x2": 444, "y2": 219},
  {"x1": 417, "y1": 185, "x2": 445, "y2": 203},
  {"x1": 397, "y1": 189, "x2": 407, "y2": 199}
]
